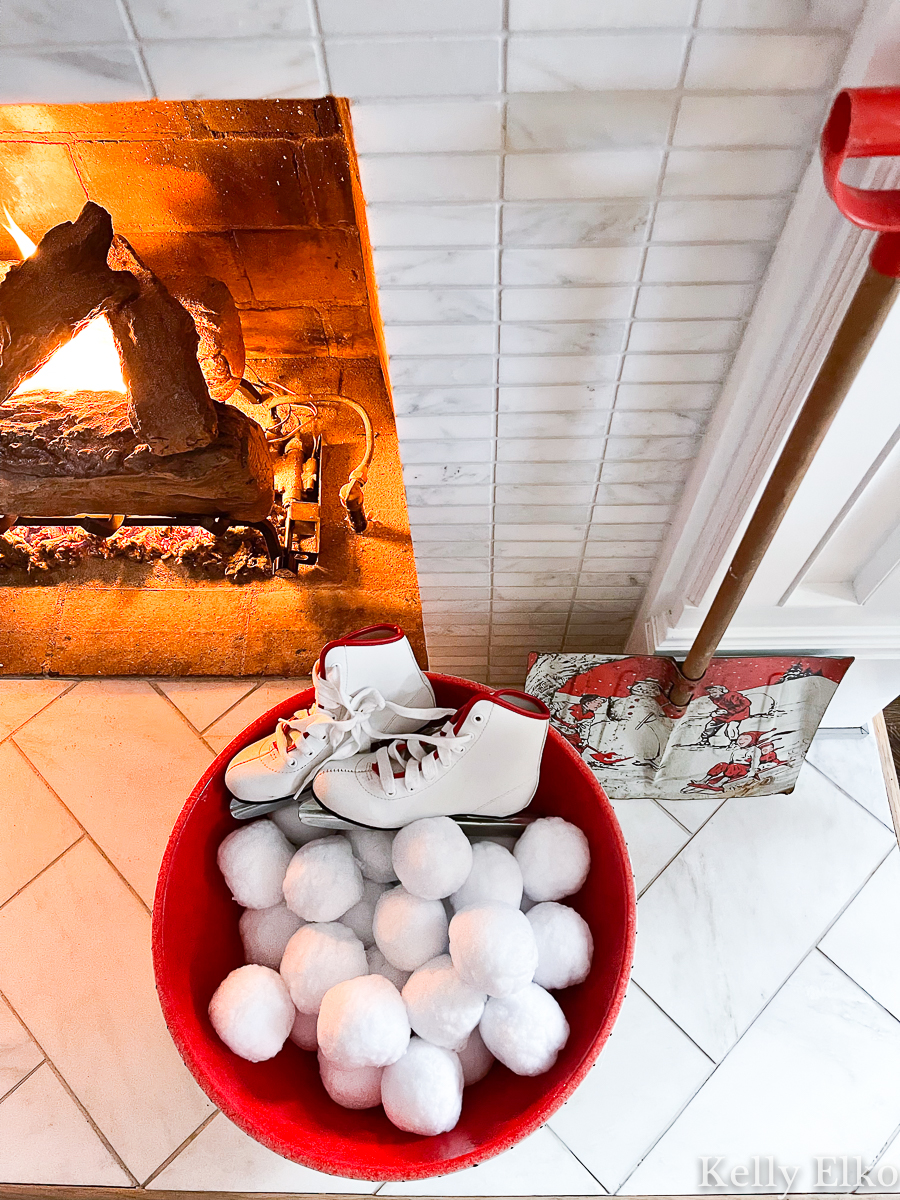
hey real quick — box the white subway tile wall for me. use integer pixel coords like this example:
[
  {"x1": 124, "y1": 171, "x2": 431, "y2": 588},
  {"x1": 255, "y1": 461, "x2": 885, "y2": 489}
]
[
  {"x1": 350, "y1": 2, "x2": 859, "y2": 682},
  {"x1": 0, "y1": 0, "x2": 862, "y2": 682}
]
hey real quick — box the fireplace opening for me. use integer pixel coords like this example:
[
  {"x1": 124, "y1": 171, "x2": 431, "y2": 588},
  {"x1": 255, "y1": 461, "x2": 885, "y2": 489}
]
[{"x1": 0, "y1": 98, "x2": 424, "y2": 679}]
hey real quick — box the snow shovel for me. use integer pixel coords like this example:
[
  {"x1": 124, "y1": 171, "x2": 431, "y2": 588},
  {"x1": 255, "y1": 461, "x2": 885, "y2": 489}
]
[{"x1": 526, "y1": 87, "x2": 900, "y2": 803}]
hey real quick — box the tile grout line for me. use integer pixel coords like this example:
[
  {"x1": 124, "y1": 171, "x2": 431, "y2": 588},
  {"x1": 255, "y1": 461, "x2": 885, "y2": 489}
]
[
  {"x1": 9, "y1": 738, "x2": 154, "y2": 917},
  {"x1": 0, "y1": 26, "x2": 854, "y2": 52},
  {"x1": 647, "y1": 794, "x2": 698, "y2": 835},
  {"x1": 543, "y1": 1121, "x2": 609, "y2": 1193},
  {"x1": 198, "y1": 732, "x2": 223, "y2": 757},
  {"x1": 635, "y1": 795, "x2": 727, "y2": 901},
  {"x1": 0, "y1": 1058, "x2": 45, "y2": 1108},
  {"x1": 0, "y1": 984, "x2": 139, "y2": 1186},
  {"x1": 197, "y1": 678, "x2": 265, "y2": 734},
  {"x1": 306, "y1": 0, "x2": 332, "y2": 95},
  {"x1": 560, "y1": 4, "x2": 701, "y2": 656},
  {"x1": 852, "y1": 1117, "x2": 900, "y2": 1192},
  {"x1": 147, "y1": 678, "x2": 263, "y2": 741},
  {"x1": 631, "y1": 979, "x2": 717, "y2": 1065},
  {"x1": 486, "y1": 0, "x2": 510, "y2": 686},
  {"x1": 806, "y1": 756, "x2": 897, "y2": 834},
  {"x1": 0, "y1": 678, "x2": 80, "y2": 747},
  {"x1": 114, "y1": 0, "x2": 157, "y2": 99},
  {"x1": 818, "y1": 947, "x2": 900, "y2": 1031},
  {"x1": 0, "y1": 994, "x2": 48, "y2": 1109},
  {"x1": 361, "y1": 140, "x2": 826, "y2": 159},
  {"x1": 192, "y1": 679, "x2": 311, "y2": 751},
  {"x1": 138, "y1": 1108, "x2": 220, "y2": 1188},
  {"x1": 0, "y1": 833, "x2": 86, "y2": 917}
]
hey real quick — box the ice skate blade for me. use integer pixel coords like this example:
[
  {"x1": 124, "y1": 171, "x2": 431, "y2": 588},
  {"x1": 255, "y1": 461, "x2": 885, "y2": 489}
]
[
  {"x1": 228, "y1": 793, "x2": 299, "y2": 820},
  {"x1": 296, "y1": 798, "x2": 534, "y2": 837}
]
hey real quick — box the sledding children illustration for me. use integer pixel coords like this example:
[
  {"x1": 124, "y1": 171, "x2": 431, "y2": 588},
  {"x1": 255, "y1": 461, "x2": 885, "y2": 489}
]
[{"x1": 683, "y1": 730, "x2": 793, "y2": 793}]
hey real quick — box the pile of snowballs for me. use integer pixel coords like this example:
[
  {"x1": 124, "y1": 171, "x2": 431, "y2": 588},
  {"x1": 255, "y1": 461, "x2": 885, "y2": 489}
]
[{"x1": 210, "y1": 809, "x2": 593, "y2": 1137}]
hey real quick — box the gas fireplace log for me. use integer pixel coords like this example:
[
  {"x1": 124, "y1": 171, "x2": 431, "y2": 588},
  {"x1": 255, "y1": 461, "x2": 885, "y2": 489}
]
[
  {"x1": 108, "y1": 237, "x2": 220, "y2": 457},
  {"x1": 0, "y1": 202, "x2": 139, "y2": 402},
  {"x1": 166, "y1": 275, "x2": 245, "y2": 403},
  {"x1": 0, "y1": 390, "x2": 274, "y2": 522}
]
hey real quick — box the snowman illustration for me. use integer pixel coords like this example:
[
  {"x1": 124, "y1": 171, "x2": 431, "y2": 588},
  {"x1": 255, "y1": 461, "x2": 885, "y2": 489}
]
[{"x1": 600, "y1": 678, "x2": 670, "y2": 768}]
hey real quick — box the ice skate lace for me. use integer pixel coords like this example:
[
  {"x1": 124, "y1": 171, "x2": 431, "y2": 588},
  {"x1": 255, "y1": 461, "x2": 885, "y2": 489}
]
[
  {"x1": 273, "y1": 664, "x2": 453, "y2": 777},
  {"x1": 371, "y1": 720, "x2": 473, "y2": 796}
]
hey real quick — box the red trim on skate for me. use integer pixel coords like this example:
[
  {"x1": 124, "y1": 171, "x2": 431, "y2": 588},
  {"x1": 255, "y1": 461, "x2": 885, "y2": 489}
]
[
  {"x1": 318, "y1": 624, "x2": 405, "y2": 673},
  {"x1": 452, "y1": 688, "x2": 550, "y2": 732}
]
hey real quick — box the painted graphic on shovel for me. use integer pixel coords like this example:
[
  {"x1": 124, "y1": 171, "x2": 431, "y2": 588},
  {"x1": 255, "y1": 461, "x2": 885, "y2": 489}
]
[{"x1": 525, "y1": 654, "x2": 852, "y2": 801}]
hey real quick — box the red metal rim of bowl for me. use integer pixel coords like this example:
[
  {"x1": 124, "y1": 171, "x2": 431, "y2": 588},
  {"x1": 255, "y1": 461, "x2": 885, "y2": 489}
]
[{"x1": 152, "y1": 673, "x2": 636, "y2": 1183}]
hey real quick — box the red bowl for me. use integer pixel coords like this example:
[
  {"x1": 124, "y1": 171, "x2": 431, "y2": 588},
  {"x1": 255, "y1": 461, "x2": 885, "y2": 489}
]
[{"x1": 152, "y1": 674, "x2": 636, "y2": 1183}]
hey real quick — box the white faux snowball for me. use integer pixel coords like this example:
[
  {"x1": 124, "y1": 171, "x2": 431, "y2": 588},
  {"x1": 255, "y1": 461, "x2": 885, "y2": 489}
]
[
  {"x1": 208, "y1": 964, "x2": 294, "y2": 1063},
  {"x1": 348, "y1": 827, "x2": 397, "y2": 883},
  {"x1": 239, "y1": 903, "x2": 304, "y2": 970},
  {"x1": 477, "y1": 834, "x2": 518, "y2": 852},
  {"x1": 392, "y1": 817, "x2": 473, "y2": 900},
  {"x1": 340, "y1": 879, "x2": 387, "y2": 947},
  {"x1": 373, "y1": 886, "x2": 449, "y2": 972},
  {"x1": 290, "y1": 1008, "x2": 318, "y2": 1051},
  {"x1": 402, "y1": 955, "x2": 485, "y2": 1050},
  {"x1": 282, "y1": 836, "x2": 364, "y2": 922},
  {"x1": 271, "y1": 806, "x2": 334, "y2": 846},
  {"x1": 317, "y1": 974, "x2": 410, "y2": 1069},
  {"x1": 527, "y1": 902, "x2": 593, "y2": 990},
  {"x1": 217, "y1": 820, "x2": 294, "y2": 910},
  {"x1": 448, "y1": 903, "x2": 538, "y2": 997},
  {"x1": 450, "y1": 842, "x2": 523, "y2": 912},
  {"x1": 381, "y1": 1037, "x2": 464, "y2": 1136},
  {"x1": 366, "y1": 945, "x2": 411, "y2": 991},
  {"x1": 480, "y1": 983, "x2": 570, "y2": 1076},
  {"x1": 280, "y1": 922, "x2": 368, "y2": 1014},
  {"x1": 514, "y1": 817, "x2": 590, "y2": 902},
  {"x1": 318, "y1": 1051, "x2": 383, "y2": 1109},
  {"x1": 457, "y1": 1027, "x2": 494, "y2": 1086}
]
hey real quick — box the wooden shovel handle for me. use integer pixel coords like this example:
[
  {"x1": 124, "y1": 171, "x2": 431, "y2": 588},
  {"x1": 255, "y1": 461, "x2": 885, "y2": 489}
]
[{"x1": 669, "y1": 265, "x2": 899, "y2": 707}]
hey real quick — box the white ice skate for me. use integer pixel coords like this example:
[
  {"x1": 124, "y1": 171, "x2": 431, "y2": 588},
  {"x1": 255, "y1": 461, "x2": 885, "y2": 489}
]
[
  {"x1": 312, "y1": 689, "x2": 550, "y2": 828},
  {"x1": 225, "y1": 624, "x2": 451, "y2": 803}
]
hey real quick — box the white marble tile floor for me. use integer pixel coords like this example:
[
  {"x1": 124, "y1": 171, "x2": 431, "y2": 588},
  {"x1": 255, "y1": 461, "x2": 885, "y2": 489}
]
[
  {"x1": 0, "y1": 683, "x2": 897, "y2": 1192},
  {"x1": 631, "y1": 764, "x2": 896, "y2": 1060},
  {"x1": 623, "y1": 951, "x2": 900, "y2": 1195}
]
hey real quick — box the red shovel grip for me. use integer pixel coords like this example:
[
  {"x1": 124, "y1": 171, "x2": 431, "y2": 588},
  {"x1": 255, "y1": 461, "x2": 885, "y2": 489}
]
[{"x1": 822, "y1": 88, "x2": 900, "y2": 276}]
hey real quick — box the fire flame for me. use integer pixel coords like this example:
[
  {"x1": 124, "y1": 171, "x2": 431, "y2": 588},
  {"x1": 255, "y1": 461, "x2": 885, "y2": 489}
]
[
  {"x1": 4, "y1": 208, "x2": 126, "y2": 395},
  {"x1": 3, "y1": 207, "x2": 36, "y2": 258},
  {"x1": 14, "y1": 319, "x2": 127, "y2": 394}
]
